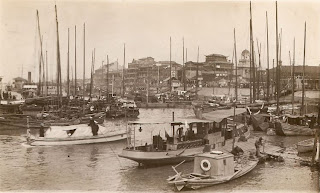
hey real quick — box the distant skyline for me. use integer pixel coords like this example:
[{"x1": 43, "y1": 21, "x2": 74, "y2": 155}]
[{"x1": 1, "y1": 0, "x2": 319, "y2": 83}]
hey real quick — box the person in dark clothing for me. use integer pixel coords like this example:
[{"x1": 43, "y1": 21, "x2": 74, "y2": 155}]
[
  {"x1": 88, "y1": 117, "x2": 99, "y2": 136},
  {"x1": 255, "y1": 137, "x2": 263, "y2": 157},
  {"x1": 39, "y1": 123, "x2": 45, "y2": 137}
]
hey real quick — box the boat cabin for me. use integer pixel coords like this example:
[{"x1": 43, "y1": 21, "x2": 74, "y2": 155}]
[
  {"x1": 284, "y1": 114, "x2": 318, "y2": 128},
  {"x1": 126, "y1": 117, "x2": 247, "y2": 152},
  {"x1": 194, "y1": 151, "x2": 234, "y2": 176}
]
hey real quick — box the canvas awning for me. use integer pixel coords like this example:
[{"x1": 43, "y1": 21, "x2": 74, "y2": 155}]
[{"x1": 202, "y1": 108, "x2": 246, "y2": 122}]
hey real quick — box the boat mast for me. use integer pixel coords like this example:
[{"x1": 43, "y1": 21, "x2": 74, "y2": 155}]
[
  {"x1": 301, "y1": 22, "x2": 306, "y2": 115},
  {"x1": 275, "y1": 1, "x2": 280, "y2": 115},
  {"x1": 249, "y1": 20, "x2": 252, "y2": 103},
  {"x1": 55, "y1": 4, "x2": 62, "y2": 107},
  {"x1": 291, "y1": 38, "x2": 295, "y2": 115},
  {"x1": 266, "y1": 11, "x2": 270, "y2": 101},
  {"x1": 46, "y1": 50, "x2": 48, "y2": 96},
  {"x1": 83, "y1": 23, "x2": 85, "y2": 114},
  {"x1": 107, "y1": 55, "x2": 109, "y2": 102},
  {"x1": 169, "y1": 37, "x2": 172, "y2": 95},
  {"x1": 196, "y1": 46, "x2": 199, "y2": 100},
  {"x1": 67, "y1": 28, "x2": 70, "y2": 98},
  {"x1": 122, "y1": 43, "x2": 125, "y2": 98},
  {"x1": 234, "y1": 28, "x2": 238, "y2": 101},
  {"x1": 250, "y1": 1, "x2": 256, "y2": 103},
  {"x1": 183, "y1": 37, "x2": 186, "y2": 92},
  {"x1": 256, "y1": 40, "x2": 261, "y2": 100},
  {"x1": 74, "y1": 25, "x2": 77, "y2": 96},
  {"x1": 90, "y1": 49, "x2": 95, "y2": 100},
  {"x1": 36, "y1": 10, "x2": 45, "y2": 96}
]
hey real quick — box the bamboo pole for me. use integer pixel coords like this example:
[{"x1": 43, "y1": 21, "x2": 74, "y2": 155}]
[
  {"x1": 276, "y1": 1, "x2": 280, "y2": 115},
  {"x1": 67, "y1": 28, "x2": 70, "y2": 98},
  {"x1": 292, "y1": 38, "x2": 295, "y2": 115},
  {"x1": 83, "y1": 23, "x2": 85, "y2": 113},
  {"x1": 234, "y1": 28, "x2": 238, "y2": 101},
  {"x1": 266, "y1": 11, "x2": 270, "y2": 101},
  {"x1": 301, "y1": 22, "x2": 306, "y2": 115},
  {"x1": 75, "y1": 25, "x2": 77, "y2": 96}
]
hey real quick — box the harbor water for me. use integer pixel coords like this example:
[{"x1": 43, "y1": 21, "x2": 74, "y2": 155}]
[{"x1": 0, "y1": 108, "x2": 319, "y2": 192}]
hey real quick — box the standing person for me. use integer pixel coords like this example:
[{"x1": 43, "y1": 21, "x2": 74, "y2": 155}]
[
  {"x1": 88, "y1": 116, "x2": 99, "y2": 136},
  {"x1": 255, "y1": 137, "x2": 264, "y2": 157},
  {"x1": 39, "y1": 123, "x2": 45, "y2": 137}
]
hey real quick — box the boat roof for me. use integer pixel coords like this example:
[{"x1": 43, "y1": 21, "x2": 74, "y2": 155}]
[
  {"x1": 202, "y1": 108, "x2": 246, "y2": 122},
  {"x1": 196, "y1": 151, "x2": 234, "y2": 160},
  {"x1": 128, "y1": 118, "x2": 212, "y2": 126}
]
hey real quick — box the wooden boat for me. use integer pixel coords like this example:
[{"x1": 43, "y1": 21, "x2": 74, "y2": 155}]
[
  {"x1": 274, "y1": 114, "x2": 316, "y2": 136},
  {"x1": 119, "y1": 115, "x2": 249, "y2": 167},
  {"x1": 167, "y1": 151, "x2": 259, "y2": 191},
  {"x1": 27, "y1": 123, "x2": 127, "y2": 146},
  {"x1": 297, "y1": 138, "x2": 314, "y2": 153},
  {"x1": 250, "y1": 114, "x2": 273, "y2": 132}
]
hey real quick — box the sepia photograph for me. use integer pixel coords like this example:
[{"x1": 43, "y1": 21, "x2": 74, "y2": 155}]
[{"x1": 0, "y1": 0, "x2": 319, "y2": 192}]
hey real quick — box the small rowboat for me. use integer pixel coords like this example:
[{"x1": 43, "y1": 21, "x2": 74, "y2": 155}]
[{"x1": 297, "y1": 138, "x2": 314, "y2": 153}]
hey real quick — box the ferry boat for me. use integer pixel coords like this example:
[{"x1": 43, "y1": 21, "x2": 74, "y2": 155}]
[
  {"x1": 167, "y1": 151, "x2": 259, "y2": 191},
  {"x1": 118, "y1": 113, "x2": 249, "y2": 167}
]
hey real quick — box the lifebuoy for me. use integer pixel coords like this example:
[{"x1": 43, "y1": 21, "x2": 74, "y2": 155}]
[{"x1": 200, "y1": 159, "x2": 211, "y2": 172}]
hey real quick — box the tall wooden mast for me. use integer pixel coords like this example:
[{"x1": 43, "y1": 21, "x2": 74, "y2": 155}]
[
  {"x1": 301, "y1": 22, "x2": 306, "y2": 115},
  {"x1": 82, "y1": 23, "x2": 85, "y2": 113},
  {"x1": 250, "y1": 1, "x2": 256, "y2": 103},
  {"x1": 183, "y1": 37, "x2": 186, "y2": 91},
  {"x1": 74, "y1": 25, "x2": 77, "y2": 96},
  {"x1": 196, "y1": 46, "x2": 199, "y2": 100},
  {"x1": 36, "y1": 10, "x2": 45, "y2": 96},
  {"x1": 266, "y1": 11, "x2": 270, "y2": 101},
  {"x1": 122, "y1": 43, "x2": 125, "y2": 97},
  {"x1": 55, "y1": 4, "x2": 62, "y2": 106},
  {"x1": 169, "y1": 37, "x2": 172, "y2": 94},
  {"x1": 292, "y1": 38, "x2": 295, "y2": 115},
  {"x1": 46, "y1": 50, "x2": 48, "y2": 96},
  {"x1": 107, "y1": 55, "x2": 109, "y2": 102},
  {"x1": 234, "y1": 28, "x2": 238, "y2": 101},
  {"x1": 276, "y1": 1, "x2": 280, "y2": 115},
  {"x1": 67, "y1": 28, "x2": 70, "y2": 98}
]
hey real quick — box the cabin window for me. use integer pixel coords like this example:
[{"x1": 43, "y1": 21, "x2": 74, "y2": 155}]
[{"x1": 223, "y1": 159, "x2": 226, "y2": 165}]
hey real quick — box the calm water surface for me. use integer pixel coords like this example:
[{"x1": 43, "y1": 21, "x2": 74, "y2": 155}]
[{"x1": 0, "y1": 108, "x2": 318, "y2": 192}]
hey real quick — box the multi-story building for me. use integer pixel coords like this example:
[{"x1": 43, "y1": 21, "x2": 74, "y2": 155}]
[{"x1": 269, "y1": 65, "x2": 320, "y2": 90}]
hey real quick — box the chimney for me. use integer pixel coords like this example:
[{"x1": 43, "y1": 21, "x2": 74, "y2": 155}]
[{"x1": 28, "y1": 72, "x2": 31, "y2": 83}]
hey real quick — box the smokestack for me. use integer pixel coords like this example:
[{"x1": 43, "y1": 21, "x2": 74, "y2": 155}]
[{"x1": 28, "y1": 72, "x2": 31, "y2": 83}]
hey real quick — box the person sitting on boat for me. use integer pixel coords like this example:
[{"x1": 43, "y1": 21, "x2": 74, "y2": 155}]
[
  {"x1": 255, "y1": 137, "x2": 264, "y2": 157},
  {"x1": 88, "y1": 116, "x2": 99, "y2": 136}
]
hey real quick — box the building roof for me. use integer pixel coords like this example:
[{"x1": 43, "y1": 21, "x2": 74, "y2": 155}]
[{"x1": 205, "y1": 54, "x2": 227, "y2": 58}]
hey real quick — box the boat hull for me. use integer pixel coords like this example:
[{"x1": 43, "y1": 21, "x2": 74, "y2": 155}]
[
  {"x1": 169, "y1": 159, "x2": 259, "y2": 191},
  {"x1": 119, "y1": 146, "x2": 204, "y2": 166},
  {"x1": 29, "y1": 132, "x2": 127, "y2": 146},
  {"x1": 297, "y1": 138, "x2": 314, "y2": 153},
  {"x1": 275, "y1": 122, "x2": 315, "y2": 136}
]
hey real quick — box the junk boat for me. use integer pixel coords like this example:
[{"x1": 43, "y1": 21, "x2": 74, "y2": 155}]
[
  {"x1": 167, "y1": 151, "x2": 259, "y2": 191},
  {"x1": 274, "y1": 114, "x2": 317, "y2": 136},
  {"x1": 118, "y1": 109, "x2": 249, "y2": 167},
  {"x1": 27, "y1": 123, "x2": 127, "y2": 146}
]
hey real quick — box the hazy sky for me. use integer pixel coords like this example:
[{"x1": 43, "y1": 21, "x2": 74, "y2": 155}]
[{"x1": 0, "y1": 0, "x2": 319, "y2": 83}]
